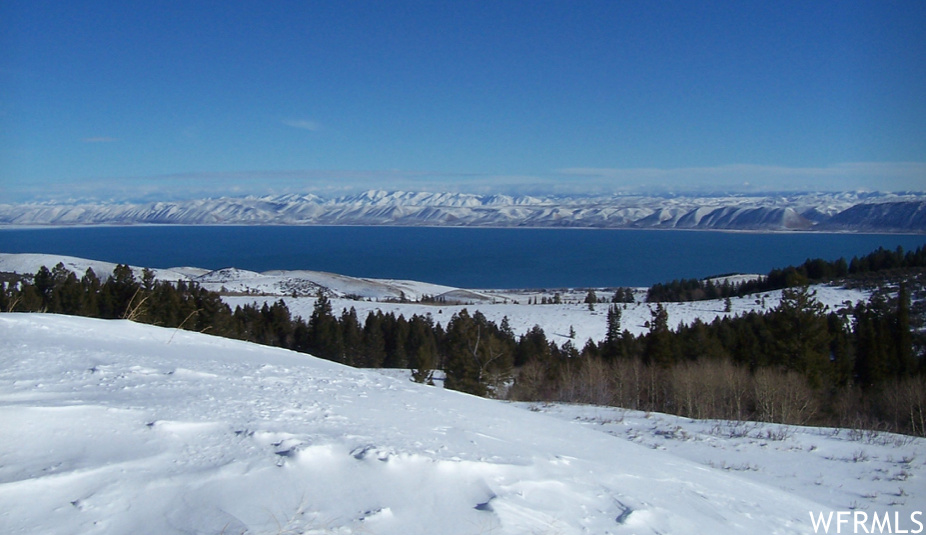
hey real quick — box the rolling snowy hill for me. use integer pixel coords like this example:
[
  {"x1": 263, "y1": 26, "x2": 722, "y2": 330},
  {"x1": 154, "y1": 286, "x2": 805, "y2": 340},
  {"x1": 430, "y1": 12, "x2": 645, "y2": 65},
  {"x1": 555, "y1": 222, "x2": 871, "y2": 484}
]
[
  {"x1": 3, "y1": 313, "x2": 923, "y2": 535},
  {"x1": 0, "y1": 253, "x2": 467, "y2": 302}
]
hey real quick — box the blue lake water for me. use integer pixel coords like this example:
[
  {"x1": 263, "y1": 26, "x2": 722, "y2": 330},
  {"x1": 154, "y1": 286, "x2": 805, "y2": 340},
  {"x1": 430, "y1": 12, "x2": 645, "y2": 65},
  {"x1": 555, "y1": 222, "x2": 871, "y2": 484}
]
[{"x1": 1, "y1": 226, "x2": 924, "y2": 289}]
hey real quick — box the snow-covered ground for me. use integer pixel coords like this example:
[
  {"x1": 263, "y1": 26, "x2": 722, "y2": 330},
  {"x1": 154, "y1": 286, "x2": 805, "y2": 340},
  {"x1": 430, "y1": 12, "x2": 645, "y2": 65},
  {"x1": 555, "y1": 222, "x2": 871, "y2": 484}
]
[
  {"x1": 0, "y1": 252, "x2": 872, "y2": 344},
  {"x1": 3, "y1": 313, "x2": 922, "y2": 535},
  {"x1": 0, "y1": 253, "x2": 490, "y2": 301},
  {"x1": 226, "y1": 282, "x2": 869, "y2": 345},
  {"x1": 0, "y1": 252, "x2": 196, "y2": 283},
  {"x1": 525, "y1": 404, "x2": 926, "y2": 527}
]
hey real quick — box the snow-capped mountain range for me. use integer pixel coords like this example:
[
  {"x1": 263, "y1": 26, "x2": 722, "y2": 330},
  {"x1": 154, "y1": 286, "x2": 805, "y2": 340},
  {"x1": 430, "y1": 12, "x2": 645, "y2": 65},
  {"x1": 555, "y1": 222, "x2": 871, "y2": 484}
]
[{"x1": 2, "y1": 190, "x2": 926, "y2": 231}]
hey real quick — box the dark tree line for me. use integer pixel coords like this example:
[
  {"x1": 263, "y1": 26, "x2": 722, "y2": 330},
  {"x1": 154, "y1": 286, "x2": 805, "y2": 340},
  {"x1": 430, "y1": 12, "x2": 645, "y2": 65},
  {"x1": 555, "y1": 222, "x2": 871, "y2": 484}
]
[
  {"x1": 3, "y1": 263, "x2": 242, "y2": 334},
  {"x1": 647, "y1": 245, "x2": 926, "y2": 302},
  {"x1": 516, "y1": 285, "x2": 926, "y2": 436},
  {"x1": 0, "y1": 263, "x2": 525, "y2": 396}
]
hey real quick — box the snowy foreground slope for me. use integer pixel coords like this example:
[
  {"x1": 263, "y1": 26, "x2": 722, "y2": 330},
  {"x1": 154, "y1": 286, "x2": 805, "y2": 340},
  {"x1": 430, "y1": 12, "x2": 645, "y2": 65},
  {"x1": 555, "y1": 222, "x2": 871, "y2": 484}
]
[{"x1": 1, "y1": 315, "x2": 906, "y2": 534}]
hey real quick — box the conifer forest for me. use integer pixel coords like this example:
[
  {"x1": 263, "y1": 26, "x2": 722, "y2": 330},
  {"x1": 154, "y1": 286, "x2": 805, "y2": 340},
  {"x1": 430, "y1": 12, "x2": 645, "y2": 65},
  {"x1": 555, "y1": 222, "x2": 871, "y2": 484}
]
[{"x1": 3, "y1": 246, "x2": 925, "y2": 436}]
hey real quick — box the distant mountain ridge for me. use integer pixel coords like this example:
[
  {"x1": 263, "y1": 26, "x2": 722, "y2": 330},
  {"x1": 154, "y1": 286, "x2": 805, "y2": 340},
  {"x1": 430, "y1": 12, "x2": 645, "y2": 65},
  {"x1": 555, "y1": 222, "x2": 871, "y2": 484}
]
[
  {"x1": 817, "y1": 201, "x2": 926, "y2": 232},
  {"x1": 1, "y1": 190, "x2": 925, "y2": 232}
]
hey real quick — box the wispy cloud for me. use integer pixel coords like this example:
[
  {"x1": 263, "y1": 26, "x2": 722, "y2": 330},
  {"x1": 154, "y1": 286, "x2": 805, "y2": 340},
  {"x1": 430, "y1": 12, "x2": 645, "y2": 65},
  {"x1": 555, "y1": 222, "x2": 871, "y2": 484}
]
[
  {"x1": 556, "y1": 162, "x2": 926, "y2": 193},
  {"x1": 281, "y1": 119, "x2": 322, "y2": 131},
  {"x1": 2, "y1": 169, "x2": 491, "y2": 203},
  {"x1": 81, "y1": 136, "x2": 118, "y2": 143},
  {"x1": 5, "y1": 162, "x2": 923, "y2": 204}
]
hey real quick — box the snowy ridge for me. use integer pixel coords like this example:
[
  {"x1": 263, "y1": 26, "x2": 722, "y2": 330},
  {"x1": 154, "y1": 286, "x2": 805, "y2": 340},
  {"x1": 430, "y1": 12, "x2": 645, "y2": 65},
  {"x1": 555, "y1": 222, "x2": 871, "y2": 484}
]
[
  {"x1": 4, "y1": 313, "x2": 908, "y2": 534},
  {"x1": 820, "y1": 201, "x2": 926, "y2": 232},
  {"x1": 3, "y1": 190, "x2": 925, "y2": 231},
  {"x1": 0, "y1": 253, "x2": 481, "y2": 302},
  {"x1": 0, "y1": 253, "x2": 193, "y2": 282},
  {"x1": 0, "y1": 252, "x2": 871, "y2": 345}
]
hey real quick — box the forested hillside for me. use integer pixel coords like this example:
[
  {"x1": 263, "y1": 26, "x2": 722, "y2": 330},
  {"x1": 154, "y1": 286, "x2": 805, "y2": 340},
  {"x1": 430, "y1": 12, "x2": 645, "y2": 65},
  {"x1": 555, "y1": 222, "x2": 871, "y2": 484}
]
[
  {"x1": 647, "y1": 245, "x2": 926, "y2": 302},
  {"x1": 2, "y1": 246, "x2": 924, "y2": 436}
]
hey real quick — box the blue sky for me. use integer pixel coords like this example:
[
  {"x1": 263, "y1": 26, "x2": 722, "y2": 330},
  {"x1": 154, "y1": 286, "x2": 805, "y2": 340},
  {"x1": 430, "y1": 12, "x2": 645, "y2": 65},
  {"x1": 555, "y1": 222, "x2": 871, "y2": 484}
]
[{"x1": 1, "y1": 1, "x2": 924, "y2": 202}]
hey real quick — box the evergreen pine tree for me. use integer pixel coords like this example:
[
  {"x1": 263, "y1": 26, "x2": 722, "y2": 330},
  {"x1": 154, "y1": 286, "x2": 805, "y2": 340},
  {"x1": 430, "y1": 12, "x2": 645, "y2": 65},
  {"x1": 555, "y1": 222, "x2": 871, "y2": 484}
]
[
  {"x1": 409, "y1": 314, "x2": 439, "y2": 384},
  {"x1": 361, "y1": 312, "x2": 387, "y2": 368},
  {"x1": 827, "y1": 312, "x2": 854, "y2": 387},
  {"x1": 602, "y1": 304, "x2": 624, "y2": 360},
  {"x1": 443, "y1": 310, "x2": 485, "y2": 395},
  {"x1": 340, "y1": 307, "x2": 364, "y2": 366},
  {"x1": 443, "y1": 310, "x2": 512, "y2": 397},
  {"x1": 100, "y1": 264, "x2": 140, "y2": 319},
  {"x1": 643, "y1": 304, "x2": 675, "y2": 366},
  {"x1": 307, "y1": 292, "x2": 343, "y2": 362},
  {"x1": 383, "y1": 314, "x2": 410, "y2": 368},
  {"x1": 33, "y1": 266, "x2": 54, "y2": 311},
  {"x1": 515, "y1": 324, "x2": 552, "y2": 367},
  {"x1": 770, "y1": 287, "x2": 831, "y2": 387},
  {"x1": 892, "y1": 282, "x2": 914, "y2": 376},
  {"x1": 853, "y1": 303, "x2": 887, "y2": 388}
]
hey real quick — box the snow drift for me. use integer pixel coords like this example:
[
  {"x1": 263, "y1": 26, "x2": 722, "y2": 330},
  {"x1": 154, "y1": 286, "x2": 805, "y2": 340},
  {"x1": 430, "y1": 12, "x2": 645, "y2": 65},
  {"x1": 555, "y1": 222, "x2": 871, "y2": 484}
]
[{"x1": 0, "y1": 313, "x2": 845, "y2": 534}]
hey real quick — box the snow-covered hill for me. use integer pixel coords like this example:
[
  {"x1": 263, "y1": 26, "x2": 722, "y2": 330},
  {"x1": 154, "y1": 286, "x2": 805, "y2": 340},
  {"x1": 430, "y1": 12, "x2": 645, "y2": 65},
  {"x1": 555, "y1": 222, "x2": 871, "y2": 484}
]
[
  {"x1": 0, "y1": 253, "x2": 194, "y2": 282},
  {"x1": 0, "y1": 253, "x2": 468, "y2": 302},
  {"x1": 3, "y1": 313, "x2": 922, "y2": 535},
  {"x1": 819, "y1": 200, "x2": 926, "y2": 232},
  {"x1": 3, "y1": 190, "x2": 925, "y2": 231},
  {"x1": 0, "y1": 252, "x2": 871, "y2": 345}
]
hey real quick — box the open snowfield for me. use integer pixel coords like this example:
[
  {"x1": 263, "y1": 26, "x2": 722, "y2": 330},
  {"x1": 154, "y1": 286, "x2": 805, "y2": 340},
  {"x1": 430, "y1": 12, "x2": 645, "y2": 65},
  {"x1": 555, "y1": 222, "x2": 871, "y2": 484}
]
[
  {"x1": 225, "y1": 281, "x2": 870, "y2": 347},
  {"x1": 524, "y1": 404, "x2": 926, "y2": 529},
  {"x1": 0, "y1": 252, "x2": 872, "y2": 344},
  {"x1": 2, "y1": 313, "x2": 924, "y2": 535}
]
